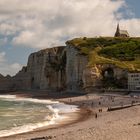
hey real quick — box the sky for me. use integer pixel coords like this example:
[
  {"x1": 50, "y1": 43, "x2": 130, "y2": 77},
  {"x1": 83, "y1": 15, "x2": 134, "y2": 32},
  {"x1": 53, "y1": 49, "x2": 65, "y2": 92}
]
[{"x1": 0, "y1": 0, "x2": 140, "y2": 76}]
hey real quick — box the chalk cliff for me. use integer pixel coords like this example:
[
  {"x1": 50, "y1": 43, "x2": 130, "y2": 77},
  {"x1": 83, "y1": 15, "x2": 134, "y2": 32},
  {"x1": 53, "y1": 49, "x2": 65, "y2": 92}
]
[
  {"x1": 1, "y1": 37, "x2": 134, "y2": 92},
  {"x1": 11, "y1": 44, "x2": 89, "y2": 92},
  {"x1": 12, "y1": 46, "x2": 66, "y2": 90}
]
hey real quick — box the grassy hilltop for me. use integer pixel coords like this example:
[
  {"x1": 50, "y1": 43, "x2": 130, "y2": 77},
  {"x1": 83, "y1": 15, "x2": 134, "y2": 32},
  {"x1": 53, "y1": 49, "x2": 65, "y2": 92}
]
[{"x1": 67, "y1": 37, "x2": 140, "y2": 71}]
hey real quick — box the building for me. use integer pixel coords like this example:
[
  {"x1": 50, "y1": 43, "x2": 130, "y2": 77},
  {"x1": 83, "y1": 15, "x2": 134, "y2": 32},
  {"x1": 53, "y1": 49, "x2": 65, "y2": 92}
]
[
  {"x1": 114, "y1": 24, "x2": 129, "y2": 37},
  {"x1": 128, "y1": 73, "x2": 140, "y2": 91}
]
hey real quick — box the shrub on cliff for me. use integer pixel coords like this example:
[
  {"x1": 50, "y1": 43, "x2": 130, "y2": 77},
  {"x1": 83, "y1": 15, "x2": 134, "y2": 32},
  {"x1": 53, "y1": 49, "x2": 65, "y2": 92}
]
[{"x1": 67, "y1": 37, "x2": 140, "y2": 71}]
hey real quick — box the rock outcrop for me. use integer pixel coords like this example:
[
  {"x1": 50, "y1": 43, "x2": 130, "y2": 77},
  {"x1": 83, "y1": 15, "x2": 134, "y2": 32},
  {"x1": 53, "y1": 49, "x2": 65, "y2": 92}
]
[
  {"x1": 0, "y1": 75, "x2": 13, "y2": 91},
  {"x1": 66, "y1": 44, "x2": 88, "y2": 92},
  {"x1": 0, "y1": 44, "x2": 128, "y2": 92},
  {"x1": 12, "y1": 46, "x2": 66, "y2": 90}
]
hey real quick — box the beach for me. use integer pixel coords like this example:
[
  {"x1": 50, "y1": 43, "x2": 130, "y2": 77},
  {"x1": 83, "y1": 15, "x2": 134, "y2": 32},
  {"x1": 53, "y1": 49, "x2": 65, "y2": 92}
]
[{"x1": 0, "y1": 91, "x2": 140, "y2": 140}]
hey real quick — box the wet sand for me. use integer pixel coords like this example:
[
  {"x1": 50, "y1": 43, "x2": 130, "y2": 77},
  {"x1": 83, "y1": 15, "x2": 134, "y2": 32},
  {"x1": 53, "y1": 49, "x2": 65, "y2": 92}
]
[{"x1": 0, "y1": 91, "x2": 140, "y2": 140}]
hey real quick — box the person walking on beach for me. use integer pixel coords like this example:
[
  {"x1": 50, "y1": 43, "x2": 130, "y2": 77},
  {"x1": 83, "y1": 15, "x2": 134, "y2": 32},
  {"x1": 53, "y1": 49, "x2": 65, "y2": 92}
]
[
  {"x1": 99, "y1": 108, "x2": 102, "y2": 112},
  {"x1": 95, "y1": 113, "x2": 98, "y2": 119}
]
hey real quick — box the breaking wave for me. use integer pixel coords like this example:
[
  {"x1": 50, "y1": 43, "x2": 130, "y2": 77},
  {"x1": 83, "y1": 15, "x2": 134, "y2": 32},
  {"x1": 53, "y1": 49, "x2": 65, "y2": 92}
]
[{"x1": 0, "y1": 95, "x2": 79, "y2": 137}]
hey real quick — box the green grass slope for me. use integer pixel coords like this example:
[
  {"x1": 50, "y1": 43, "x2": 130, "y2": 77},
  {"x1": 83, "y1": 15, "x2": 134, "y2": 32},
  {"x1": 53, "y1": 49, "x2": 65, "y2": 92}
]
[{"x1": 66, "y1": 37, "x2": 140, "y2": 71}]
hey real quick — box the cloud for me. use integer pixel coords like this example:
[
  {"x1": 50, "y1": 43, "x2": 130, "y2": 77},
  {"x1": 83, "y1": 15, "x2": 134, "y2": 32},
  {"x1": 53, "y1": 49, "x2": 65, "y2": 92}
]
[
  {"x1": 0, "y1": 52, "x2": 6, "y2": 63},
  {"x1": 0, "y1": 52, "x2": 22, "y2": 76},
  {"x1": 120, "y1": 18, "x2": 140, "y2": 36},
  {"x1": 0, "y1": 0, "x2": 137, "y2": 49},
  {"x1": 0, "y1": 37, "x2": 7, "y2": 46},
  {"x1": 13, "y1": 31, "x2": 36, "y2": 46}
]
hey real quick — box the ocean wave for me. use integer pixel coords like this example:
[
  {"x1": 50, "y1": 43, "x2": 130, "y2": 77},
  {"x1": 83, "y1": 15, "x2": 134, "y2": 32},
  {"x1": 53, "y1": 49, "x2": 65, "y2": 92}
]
[
  {"x1": 0, "y1": 119, "x2": 54, "y2": 137},
  {"x1": 0, "y1": 105, "x2": 61, "y2": 137},
  {"x1": 0, "y1": 95, "x2": 79, "y2": 137},
  {"x1": 0, "y1": 95, "x2": 59, "y2": 104}
]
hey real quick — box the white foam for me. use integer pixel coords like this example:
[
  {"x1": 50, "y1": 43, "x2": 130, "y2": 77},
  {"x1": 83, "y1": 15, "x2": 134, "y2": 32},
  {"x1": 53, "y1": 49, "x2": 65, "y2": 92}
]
[
  {"x1": 0, "y1": 120, "x2": 53, "y2": 137},
  {"x1": 0, "y1": 95, "x2": 79, "y2": 137},
  {"x1": 0, "y1": 105, "x2": 60, "y2": 137},
  {"x1": 0, "y1": 95, "x2": 16, "y2": 99},
  {"x1": 0, "y1": 95, "x2": 59, "y2": 104}
]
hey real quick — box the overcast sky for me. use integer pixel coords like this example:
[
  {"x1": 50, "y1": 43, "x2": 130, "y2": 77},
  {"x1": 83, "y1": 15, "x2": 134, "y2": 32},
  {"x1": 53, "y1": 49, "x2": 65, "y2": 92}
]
[{"x1": 0, "y1": 0, "x2": 140, "y2": 76}]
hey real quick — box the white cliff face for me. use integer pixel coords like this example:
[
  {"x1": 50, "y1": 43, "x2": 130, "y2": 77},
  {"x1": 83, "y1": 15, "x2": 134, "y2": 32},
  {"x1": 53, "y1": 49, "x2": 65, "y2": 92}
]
[
  {"x1": 0, "y1": 45, "x2": 128, "y2": 92},
  {"x1": 66, "y1": 45, "x2": 128, "y2": 91},
  {"x1": 27, "y1": 51, "x2": 49, "y2": 89},
  {"x1": 13, "y1": 47, "x2": 66, "y2": 90},
  {"x1": 66, "y1": 45, "x2": 88, "y2": 92}
]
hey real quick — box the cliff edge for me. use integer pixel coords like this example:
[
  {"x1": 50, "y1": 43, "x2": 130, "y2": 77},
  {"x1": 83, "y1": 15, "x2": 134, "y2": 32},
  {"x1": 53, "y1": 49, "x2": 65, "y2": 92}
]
[{"x1": 0, "y1": 37, "x2": 140, "y2": 92}]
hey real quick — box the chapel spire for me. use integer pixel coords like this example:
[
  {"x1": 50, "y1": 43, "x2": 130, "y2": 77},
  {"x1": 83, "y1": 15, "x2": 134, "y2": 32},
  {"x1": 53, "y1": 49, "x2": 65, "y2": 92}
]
[
  {"x1": 114, "y1": 23, "x2": 129, "y2": 37},
  {"x1": 114, "y1": 23, "x2": 120, "y2": 37}
]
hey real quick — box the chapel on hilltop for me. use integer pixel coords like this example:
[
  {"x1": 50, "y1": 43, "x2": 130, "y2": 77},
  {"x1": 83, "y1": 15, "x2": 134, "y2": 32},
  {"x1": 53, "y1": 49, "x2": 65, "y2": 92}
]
[{"x1": 114, "y1": 24, "x2": 129, "y2": 37}]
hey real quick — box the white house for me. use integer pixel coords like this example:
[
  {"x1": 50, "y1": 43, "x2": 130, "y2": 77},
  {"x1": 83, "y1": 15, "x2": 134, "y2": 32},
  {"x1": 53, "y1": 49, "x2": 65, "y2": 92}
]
[{"x1": 128, "y1": 73, "x2": 140, "y2": 90}]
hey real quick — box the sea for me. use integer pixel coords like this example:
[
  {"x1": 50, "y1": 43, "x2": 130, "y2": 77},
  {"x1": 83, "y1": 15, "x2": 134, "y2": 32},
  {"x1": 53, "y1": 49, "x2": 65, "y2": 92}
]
[{"x1": 0, "y1": 95, "x2": 78, "y2": 137}]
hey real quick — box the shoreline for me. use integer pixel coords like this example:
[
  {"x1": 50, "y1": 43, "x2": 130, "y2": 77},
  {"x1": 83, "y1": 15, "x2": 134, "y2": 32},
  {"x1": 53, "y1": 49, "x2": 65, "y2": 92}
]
[
  {"x1": 0, "y1": 93, "x2": 92, "y2": 140},
  {"x1": 1, "y1": 108, "x2": 92, "y2": 140},
  {"x1": 0, "y1": 91, "x2": 140, "y2": 140}
]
